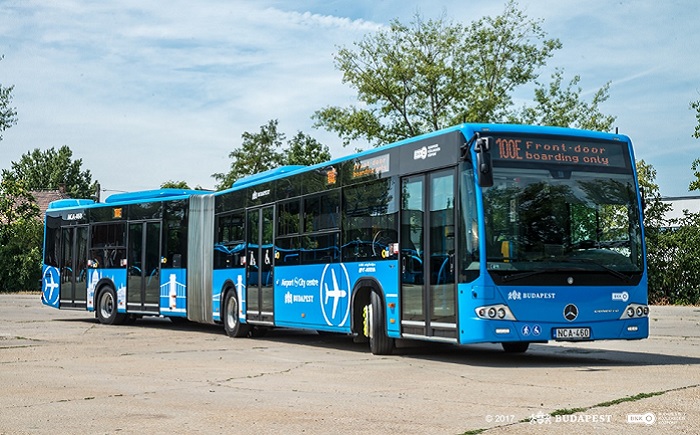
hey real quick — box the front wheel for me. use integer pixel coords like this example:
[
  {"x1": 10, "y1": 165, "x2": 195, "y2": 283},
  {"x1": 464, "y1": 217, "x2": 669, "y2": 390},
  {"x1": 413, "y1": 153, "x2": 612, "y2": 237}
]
[
  {"x1": 367, "y1": 291, "x2": 394, "y2": 355},
  {"x1": 96, "y1": 286, "x2": 126, "y2": 325},
  {"x1": 223, "y1": 290, "x2": 250, "y2": 338}
]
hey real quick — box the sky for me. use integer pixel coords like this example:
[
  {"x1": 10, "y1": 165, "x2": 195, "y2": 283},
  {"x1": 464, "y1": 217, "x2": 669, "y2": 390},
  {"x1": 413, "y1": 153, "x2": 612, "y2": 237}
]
[{"x1": 1, "y1": 0, "x2": 699, "y2": 199}]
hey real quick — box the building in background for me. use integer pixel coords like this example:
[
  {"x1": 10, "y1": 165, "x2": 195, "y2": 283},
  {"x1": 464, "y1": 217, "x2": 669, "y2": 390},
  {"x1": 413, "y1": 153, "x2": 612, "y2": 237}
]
[{"x1": 660, "y1": 196, "x2": 700, "y2": 229}]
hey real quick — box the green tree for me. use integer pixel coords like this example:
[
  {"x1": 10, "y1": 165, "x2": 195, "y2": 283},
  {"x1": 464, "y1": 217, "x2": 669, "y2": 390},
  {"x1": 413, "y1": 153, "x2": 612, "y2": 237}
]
[
  {"x1": 512, "y1": 69, "x2": 616, "y2": 131},
  {"x1": 161, "y1": 180, "x2": 191, "y2": 189},
  {"x1": 314, "y1": 1, "x2": 617, "y2": 147},
  {"x1": 636, "y1": 159, "x2": 671, "y2": 228},
  {"x1": 285, "y1": 131, "x2": 331, "y2": 166},
  {"x1": 634, "y1": 159, "x2": 700, "y2": 305},
  {"x1": 0, "y1": 178, "x2": 42, "y2": 291},
  {"x1": 2, "y1": 146, "x2": 97, "y2": 199},
  {"x1": 160, "y1": 180, "x2": 209, "y2": 190},
  {"x1": 213, "y1": 119, "x2": 285, "y2": 190},
  {"x1": 691, "y1": 99, "x2": 700, "y2": 139},
  {"x1": 688, "y1": 99, "x2": 700, "y2": 191},
  {"x1": 313, "y1": 1, "x2": 563, "y2": 146},
  {"x1": 648, "y1": 210, "x2": 700, "y2": 305},
  {"x1": 213, "y1": 120, "x2": 329, "y2": 190},
  {"x1": 0, "y1": 55, "x2": 18, "y2": 142},
  {"x1": 643, "y1": 102, "x2": 700, "y2": 305}
]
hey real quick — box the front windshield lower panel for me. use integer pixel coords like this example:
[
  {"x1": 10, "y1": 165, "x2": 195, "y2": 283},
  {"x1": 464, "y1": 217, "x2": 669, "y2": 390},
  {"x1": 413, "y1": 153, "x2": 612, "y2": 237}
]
[{"x1": 483, "y1": 166, "x2": 643, "y2": 286}]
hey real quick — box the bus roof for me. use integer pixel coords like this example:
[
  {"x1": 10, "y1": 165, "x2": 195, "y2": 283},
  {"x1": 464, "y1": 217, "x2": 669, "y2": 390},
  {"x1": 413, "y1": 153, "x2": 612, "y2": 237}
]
[
  {"x1": 104, "y1": 188, "x2": 210, "y2": 204},
  {"x1": 232, "y1": 165, "x2": 306, "y2": 188},
  {"x1": 47, "y1": 123, "x2": 632, "y2": 210},
  {"x1": 47, "y1": 199, "x2": 96, "y2": 210},
  {"x1": 216, "y1": 123, "x2": 631, "y2": 194}
]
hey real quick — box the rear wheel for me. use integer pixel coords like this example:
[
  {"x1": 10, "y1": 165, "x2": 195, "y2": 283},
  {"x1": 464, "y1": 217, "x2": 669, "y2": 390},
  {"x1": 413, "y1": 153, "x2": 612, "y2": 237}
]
[
  {"x1": 223, "y1": 290, "x2": 250, "y2": 338},
  {"x1": 96, "y1": 286, "x2": 126, "y2": 325},
  {"x1": 502, "y1": 342, "x2": 530, "y2": 353},
  {"x1": 367, "y1": 291, "x2": 394, "y2": 355}
]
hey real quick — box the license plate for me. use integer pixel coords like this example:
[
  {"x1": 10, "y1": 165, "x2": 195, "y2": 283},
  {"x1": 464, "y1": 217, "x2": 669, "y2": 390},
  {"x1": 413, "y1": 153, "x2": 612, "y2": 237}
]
[{"x1": 554, "y1": 327, "x2": 591, "y2": 341}]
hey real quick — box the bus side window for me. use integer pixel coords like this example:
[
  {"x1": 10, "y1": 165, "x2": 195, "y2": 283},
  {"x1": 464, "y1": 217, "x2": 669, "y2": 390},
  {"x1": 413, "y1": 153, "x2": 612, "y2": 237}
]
[
  {"x1": 342, "y1": 179, "x2": 397, "y2": 261},
  {"x1": 304, "y1": 191, "x2": 339, "y2": 232},
  {"x1": 214, "y1": 210, "x2": 245, "y2": 270},
  {"x1": 90, "y1": 223, "x2": 126, "y2": 269},
  {"x1": 163, "y1": 199, "x2": 188, "y2": 269},
  {"x1": 44, "y1": 220, "x2": 61, "y2": 267}
]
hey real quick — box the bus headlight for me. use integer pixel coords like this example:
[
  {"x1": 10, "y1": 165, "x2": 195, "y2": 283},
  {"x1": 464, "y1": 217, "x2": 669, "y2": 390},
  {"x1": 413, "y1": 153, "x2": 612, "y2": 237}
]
[
  {"x1": 476, "y1": 304, "x2": 516, "y2": 321},
  {"x1": 620, "y1": 303, "x2": 649, "y2": 319}
]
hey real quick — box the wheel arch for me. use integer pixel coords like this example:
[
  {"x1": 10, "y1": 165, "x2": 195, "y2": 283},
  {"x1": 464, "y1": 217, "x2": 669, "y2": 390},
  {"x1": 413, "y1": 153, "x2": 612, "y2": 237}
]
[
  {"x1": 350, "y1": 277, "x2": 385, "y2": 336},
  {"x1": 93, "y1": 277, "x2": 118, "y2": 314},
  {"x1": 219, "y1": 278, "x2": 239, "y2": 322}
]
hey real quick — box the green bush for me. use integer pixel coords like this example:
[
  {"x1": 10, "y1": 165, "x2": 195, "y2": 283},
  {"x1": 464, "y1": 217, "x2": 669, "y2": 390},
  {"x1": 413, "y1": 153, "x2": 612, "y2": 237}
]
[
  {"x1": 0, "y1": 178, "x2": 43, "y2": 292},
  {"x1": 647, "y1": 211, "x2": 700, "y2": 305}
]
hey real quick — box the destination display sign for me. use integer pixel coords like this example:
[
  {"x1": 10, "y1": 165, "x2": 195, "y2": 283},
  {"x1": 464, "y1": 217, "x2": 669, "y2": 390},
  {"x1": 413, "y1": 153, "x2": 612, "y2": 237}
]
[
  {"x1": 492, "y1": 134, "x2": 629, "y2": 169},
  {"x1": 352, "y1": 153, "x2": 390, "y2": 179}
]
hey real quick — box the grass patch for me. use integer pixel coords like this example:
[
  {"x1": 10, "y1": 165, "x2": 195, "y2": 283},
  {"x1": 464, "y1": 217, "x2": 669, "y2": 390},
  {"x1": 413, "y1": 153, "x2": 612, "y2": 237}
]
[
  {"x1": 548, "y1": 390, "x2": 666, "y2": 419},
  {"x1": 551, "y1": 407, "x2": 587, "y2": 416},
  {"x1": 471, "y1": 386, "x2": 699, "y2": 432},
  {"x1": 596, "y1": 391, "x2": 665, "y2": 408}
]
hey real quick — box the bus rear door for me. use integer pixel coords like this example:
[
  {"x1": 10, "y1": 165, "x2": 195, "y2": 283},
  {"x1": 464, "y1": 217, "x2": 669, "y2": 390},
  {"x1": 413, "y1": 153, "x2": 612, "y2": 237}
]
[{"x1": 59, "y1": 225, "x2": 88, "y2": 308}]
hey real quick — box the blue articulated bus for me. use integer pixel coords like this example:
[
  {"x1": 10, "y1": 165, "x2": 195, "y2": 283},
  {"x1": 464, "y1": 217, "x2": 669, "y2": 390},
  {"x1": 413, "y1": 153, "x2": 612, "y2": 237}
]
[{"x1": 41, "y1": 123, "x2": 649, "y2": 354}]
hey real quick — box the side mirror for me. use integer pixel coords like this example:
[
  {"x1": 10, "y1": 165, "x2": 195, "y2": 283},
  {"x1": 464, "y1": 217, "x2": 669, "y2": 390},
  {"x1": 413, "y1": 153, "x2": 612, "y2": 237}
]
[{"x1": 475, "y1": 137, "x2": 494, "y2": 187}]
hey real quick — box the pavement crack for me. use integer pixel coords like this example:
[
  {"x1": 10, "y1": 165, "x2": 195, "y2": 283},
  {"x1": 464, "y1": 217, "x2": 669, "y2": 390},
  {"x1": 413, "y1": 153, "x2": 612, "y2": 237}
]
[{"x1": 215, "y1": 361, "x2": 312, "y2": 384}]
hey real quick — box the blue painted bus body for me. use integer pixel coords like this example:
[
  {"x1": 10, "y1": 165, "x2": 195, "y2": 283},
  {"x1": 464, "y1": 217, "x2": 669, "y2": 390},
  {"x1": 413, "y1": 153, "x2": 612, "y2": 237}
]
[{"x1": 40, "y1": 123, "x2": 648, "y2": 350}]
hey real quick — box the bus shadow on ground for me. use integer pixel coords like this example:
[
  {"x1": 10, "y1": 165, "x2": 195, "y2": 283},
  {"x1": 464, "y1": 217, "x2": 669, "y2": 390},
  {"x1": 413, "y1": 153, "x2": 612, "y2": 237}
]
[
  {"x1": 246, "y1": 327, "x2": 700, "y2": 369},
  {"x1": 56, "y1": 316, "x2": 700, "y2": 369}
]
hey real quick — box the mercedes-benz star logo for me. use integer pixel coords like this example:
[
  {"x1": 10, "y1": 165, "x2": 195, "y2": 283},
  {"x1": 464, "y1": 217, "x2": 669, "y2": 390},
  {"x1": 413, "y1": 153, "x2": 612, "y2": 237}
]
[{"x1": 563, "y1": 304, "x2": 578, "y2": 321}]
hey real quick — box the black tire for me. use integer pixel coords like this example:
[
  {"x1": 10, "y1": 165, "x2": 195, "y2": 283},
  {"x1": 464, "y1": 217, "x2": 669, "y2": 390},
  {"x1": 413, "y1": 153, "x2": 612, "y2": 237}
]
[
  {"x1": 223, "y1": 290, "x2": 250, "y2": 338},
  {"x1": 368, "y1": 291, "x2": 394, "y2": 355},
  {"x1": 502, "y1": 342, "x2": 530, "y2": 353},
  {"x1": 96, "y1": 286, "x2": 126, "y2": 325},
  {"x1": 249, "y1": 326, "x2": 268, "y2": 338}
]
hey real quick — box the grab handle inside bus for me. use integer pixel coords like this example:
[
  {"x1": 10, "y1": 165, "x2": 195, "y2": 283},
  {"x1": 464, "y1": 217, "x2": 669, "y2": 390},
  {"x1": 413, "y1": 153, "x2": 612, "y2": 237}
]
[{"x1": 475, "y1": 137, "x2": 494, "y2": 187}]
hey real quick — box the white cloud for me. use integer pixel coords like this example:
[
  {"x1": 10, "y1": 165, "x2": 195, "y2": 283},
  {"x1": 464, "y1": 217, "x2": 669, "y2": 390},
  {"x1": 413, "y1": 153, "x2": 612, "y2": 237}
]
[{"x1": 1, "y1": 0, "x2": 699, "y2": 196}]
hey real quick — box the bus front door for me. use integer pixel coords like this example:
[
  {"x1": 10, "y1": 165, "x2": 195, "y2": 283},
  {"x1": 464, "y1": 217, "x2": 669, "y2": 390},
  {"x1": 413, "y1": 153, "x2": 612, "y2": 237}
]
[
  {"x1": 59, "y1": 225, "x2": 88, "y2": 308},
  {"x1": 400, "y1": 169, "x2": 458, "y2": 340},
  {"x1": 246, "y1": 206, "x2": 274, "y2": 324},
  {"x1": 127, "y1": 221, "x2": 161, "y2": 314}
]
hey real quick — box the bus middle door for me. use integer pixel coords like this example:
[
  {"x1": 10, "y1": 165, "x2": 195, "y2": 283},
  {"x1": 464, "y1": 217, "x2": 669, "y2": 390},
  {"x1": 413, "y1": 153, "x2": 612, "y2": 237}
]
[{"x1": 246, "y1": 206, "x2": 274, "y2": 325}]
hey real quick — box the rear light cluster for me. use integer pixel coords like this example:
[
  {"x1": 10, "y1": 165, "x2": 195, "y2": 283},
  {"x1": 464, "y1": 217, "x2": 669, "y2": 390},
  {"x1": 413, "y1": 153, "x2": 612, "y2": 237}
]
[
  {"x1": 475, "y1": 304, "x2": 516, "y2": 321},
  {"x1": 619, "y1": 303, "x2": 649, "y2": 319}
]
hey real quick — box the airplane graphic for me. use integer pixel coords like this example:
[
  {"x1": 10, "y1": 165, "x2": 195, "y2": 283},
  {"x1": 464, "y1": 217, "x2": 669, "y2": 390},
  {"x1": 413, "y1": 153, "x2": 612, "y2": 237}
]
[
  {"x1": 44, "y1": 268, "x2": 59, "y2": 302},
  {"x1": 324, "y1": 268, "x2": 347, "y2": 319}
]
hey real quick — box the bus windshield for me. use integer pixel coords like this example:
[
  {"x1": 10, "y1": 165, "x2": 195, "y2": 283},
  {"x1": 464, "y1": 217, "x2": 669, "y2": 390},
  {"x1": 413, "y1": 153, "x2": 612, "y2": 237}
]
[{"x1": 483, "y1": 166, "x2": 643, "y2": 281}]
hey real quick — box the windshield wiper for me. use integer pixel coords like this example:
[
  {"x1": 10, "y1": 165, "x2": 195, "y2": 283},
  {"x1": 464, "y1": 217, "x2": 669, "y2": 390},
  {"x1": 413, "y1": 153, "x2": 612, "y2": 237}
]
[
  {"x1": 500, "y1": 268, "x2": 563, "y2": 283},
  {"x1": 559, "y1": 258, "x2": 632, "y2": 282}
]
